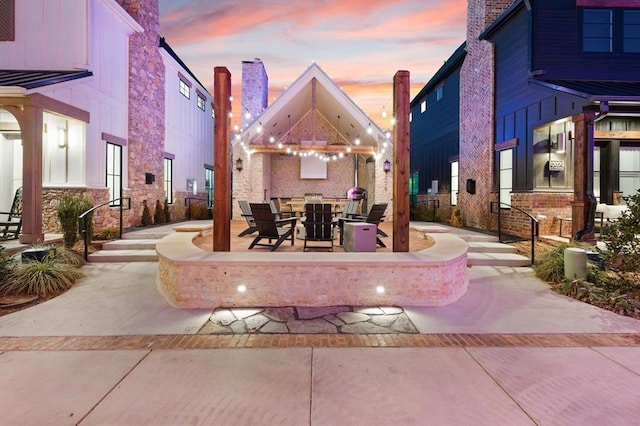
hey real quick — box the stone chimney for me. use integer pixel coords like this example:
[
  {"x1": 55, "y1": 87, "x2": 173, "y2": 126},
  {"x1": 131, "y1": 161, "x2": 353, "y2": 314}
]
[
  {"x1": 241, "y1": 59, "x2": 268, "y2": 127},
  {"x1": 458, "y1": 0, "x2": 514, "y2": 229}
]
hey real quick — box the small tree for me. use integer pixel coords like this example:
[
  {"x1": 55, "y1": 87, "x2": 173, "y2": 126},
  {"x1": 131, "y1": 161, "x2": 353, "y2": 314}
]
[
  {"x1": 164, "y1": 199, "x2": 171, "y2": 223},
  {"x1": 154, "y1": 199, "x2": 165, "y2": 225},
  {"x1": 141, "y1": 200, "x2": 152, "y2": 226},
  {"x1": 599, "y1": 189, "x2": 640, "y2": 272}
]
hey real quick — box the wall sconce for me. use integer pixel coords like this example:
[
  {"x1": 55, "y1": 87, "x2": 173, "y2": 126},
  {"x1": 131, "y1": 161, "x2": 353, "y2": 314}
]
[
  {"x1": 383, "y1": 159, "x2": 391, "y2": 174},
  {"x1": 236, "y1": 157, "x2": 243, "y2": 172}
]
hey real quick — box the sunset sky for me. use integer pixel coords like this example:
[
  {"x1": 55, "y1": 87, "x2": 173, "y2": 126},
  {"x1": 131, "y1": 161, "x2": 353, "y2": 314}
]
[{"x1": 158, "y1": 0, "x2": 468, "y2": 128}]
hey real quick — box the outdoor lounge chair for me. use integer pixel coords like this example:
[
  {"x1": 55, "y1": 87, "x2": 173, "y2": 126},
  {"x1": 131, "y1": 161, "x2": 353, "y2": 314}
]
[
  {"x1": 338, "y1": 202, "x2": 388, "y2": 247},
  {"x1": 0, "y1": 187, "x2": 22, "y2": 240},
  {"x1": 248, "y1": 203, "x2": 297, "y2": 251},
  {"x1": 303, "y1": 203, "x2": 335, "y2": 251},
  {"x1": 238, "y1": 200, "x2": 258, "y2": 237}
]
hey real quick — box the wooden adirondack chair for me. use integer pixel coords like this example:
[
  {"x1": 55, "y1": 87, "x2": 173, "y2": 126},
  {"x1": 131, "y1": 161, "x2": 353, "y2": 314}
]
[
  {"x1": 303, "y1": 203, "x2": 335, "y2": 251},
  {"x1": 248, "y1": 203, "x2": 297, "y2": 251}
]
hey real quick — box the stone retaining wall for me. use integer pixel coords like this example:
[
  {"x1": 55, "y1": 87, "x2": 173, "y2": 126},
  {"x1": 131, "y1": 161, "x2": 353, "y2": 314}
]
[{"x1": 156, "y1": 225, "x2": 469, "y2": 309}]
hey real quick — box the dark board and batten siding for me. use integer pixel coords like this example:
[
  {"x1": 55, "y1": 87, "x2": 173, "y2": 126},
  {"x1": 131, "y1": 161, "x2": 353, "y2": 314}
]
[{"x1": 410, "y1": 70, "x2": 461, "y2": 195}]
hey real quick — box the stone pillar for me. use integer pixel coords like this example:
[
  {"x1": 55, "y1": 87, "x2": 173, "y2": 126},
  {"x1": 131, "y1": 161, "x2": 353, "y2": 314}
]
[
  {"x1": 118, "y1": 0, "x2": 165, "y2": 226},
  {"x1": 459, "y1": 0, "x2": 513, "y2": 229}
]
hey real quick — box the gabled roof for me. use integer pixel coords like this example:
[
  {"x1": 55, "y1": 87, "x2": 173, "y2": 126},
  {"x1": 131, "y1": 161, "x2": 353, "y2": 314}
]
[
  {"x1": 239, "y1": 63, "x2": 389, "y2": 155},
  {"x1": 410, "y1": 42, "x2": 467, "y2": 106},
  {"x1": 0, "y1": 70, "x2": 93, "y2": 90},
  {"x1": 159, "y1": 37, "x2": 210, "y2": 96}
]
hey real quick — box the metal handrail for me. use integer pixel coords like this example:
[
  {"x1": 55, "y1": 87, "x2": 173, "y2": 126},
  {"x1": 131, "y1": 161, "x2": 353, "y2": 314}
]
[
  {"x1": 184, "y1": 197, "x2": 207, "y2": 220},
  {"x1": 490, "y1": 201, "x2": 539, "y2": 264},
  {"x1": 79, "y1": 197, "x2": 131, "y2": 260}
]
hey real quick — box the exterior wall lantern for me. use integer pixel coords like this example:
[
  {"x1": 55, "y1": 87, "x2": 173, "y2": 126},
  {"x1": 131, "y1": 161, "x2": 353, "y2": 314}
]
[
  {"x1": 383, "y1": 159, "x2": 391, "y2": 173},
  {"x1": 236, "y1": 157, "x2": 243, "y2": 172}
]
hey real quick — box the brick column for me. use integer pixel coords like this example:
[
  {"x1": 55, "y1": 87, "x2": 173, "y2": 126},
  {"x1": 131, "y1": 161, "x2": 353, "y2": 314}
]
[{"x1": 459, "y1": 0, "x2": 513, "y2": 229}]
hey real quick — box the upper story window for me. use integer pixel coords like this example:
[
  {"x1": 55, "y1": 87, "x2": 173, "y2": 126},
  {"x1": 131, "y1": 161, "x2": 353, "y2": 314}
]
[
  {"x1": 624, "y1": 10, "x2": 640, "y2": 53},
  {"x1": 583, "y1": 9, "x2": 613, "y2": 52},
  {"x1": 436, "y1": 86, "x2": 443, "y2": 101},
  {"x1": 420, "y1": 100, "x2": 427, "y2": 113},
  {"x1": 197, "y1": 94, "x2": 205, "y2": 111},
  {"x1": 179, "y1": 79, "x2": 190, "y2": 99},
  {"x1": 0, "y1": 0, "x2": 15, "y2": 41}
]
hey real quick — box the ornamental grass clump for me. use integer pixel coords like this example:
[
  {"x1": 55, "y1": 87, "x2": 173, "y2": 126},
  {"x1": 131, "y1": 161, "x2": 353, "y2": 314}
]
[{"x1": 2, "y1": 260, "x2": 84, "y2": 297}]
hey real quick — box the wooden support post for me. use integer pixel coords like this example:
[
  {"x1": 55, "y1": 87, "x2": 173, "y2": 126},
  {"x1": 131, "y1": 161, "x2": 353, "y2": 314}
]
[
  {"x1": 393, "y1": 70, "x2": 410, "y2": 252},
  {"x1": 213, "y1": 67, "x2": 232, "y2": 251}
]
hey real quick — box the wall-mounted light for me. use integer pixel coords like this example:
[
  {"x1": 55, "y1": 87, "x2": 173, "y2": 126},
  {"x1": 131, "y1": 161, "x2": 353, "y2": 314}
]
[
  {"x1": 383, "y1": 159, "x2": 391, "y2": 174},
  {"x1": 236, "y1": 157, "x2": 243, "y2": 172}
]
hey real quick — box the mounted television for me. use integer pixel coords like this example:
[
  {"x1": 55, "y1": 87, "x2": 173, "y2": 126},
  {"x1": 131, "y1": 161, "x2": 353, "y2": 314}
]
[{"x1": 300, "y1": 140, "x2": 327, "y2": 179}]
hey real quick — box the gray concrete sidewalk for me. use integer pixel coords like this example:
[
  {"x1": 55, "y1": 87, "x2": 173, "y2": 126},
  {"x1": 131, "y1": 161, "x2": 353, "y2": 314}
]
[{"x1": 1, "y1": 233, "x2": 639, "y2": 424}]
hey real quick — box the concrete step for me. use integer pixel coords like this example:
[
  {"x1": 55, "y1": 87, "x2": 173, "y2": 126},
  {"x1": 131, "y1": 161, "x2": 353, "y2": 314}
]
[
  {"x1": 468, "y1": 241, "x2": 518, "y2": 254},
  {"x1": 122, "y1": 230, "x2": 171, "y2": 240},
  {"x1": 101, "y1": 239, "x2": 157, "y2": 250},
  {"x1": 88, "y1": 249, "x2": 158, "y2": 263},
  {"x1": 467, "y1": 252, "x2": 531, "y2": 267},
  {"x1": 457, "y1": 234, "x2": 500, "y2": 243}
]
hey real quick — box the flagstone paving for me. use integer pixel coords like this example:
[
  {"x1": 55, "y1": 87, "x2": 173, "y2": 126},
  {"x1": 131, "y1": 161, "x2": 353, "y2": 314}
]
[{"x1": 198, "y1": 306, "x2": 418, "y2": 335}]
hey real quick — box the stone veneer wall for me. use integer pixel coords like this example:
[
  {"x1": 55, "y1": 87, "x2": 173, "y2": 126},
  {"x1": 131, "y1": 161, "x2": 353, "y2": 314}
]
[
  {"x1": 156, "y1": 226, "x2": 469, "y2": 308},
  {"x1": 458, "y1": 0, "x2": 513, "y2": 229},
  {"x1": 117, "y1": 0, "x2": 166, "y2": 226},
  {"x1": 42, "y1": 187, "x2": 129, "y2": 234}
]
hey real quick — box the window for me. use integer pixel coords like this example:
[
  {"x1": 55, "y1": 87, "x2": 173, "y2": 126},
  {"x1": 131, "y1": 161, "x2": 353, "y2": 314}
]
[
  {"x1": 205, "y1": 166, "x2": 213, "y2": 208},
  {"x1": 583, "y1": 9, "x2": 613, "y2": 52},
  {"x1": 624, "y1": 10, "x2": 640, "y2": 53},
  {"x1": 450, "y1": 161, "x2": 459, "y2": 206},
  {"x1": 420, "y1": 100, "x2": 427, "y2": 113},
  {"x1": 0, "y1": 0, "x2": 15, "y2": 41},
  {"x1": 106, "y1": 143, "x2": 122, "y2": 206},
  {"x1": 436, "y1": 86, "x2": 443, "y2": 101},
  {"x1": 499, "y1": 149, "x2": 513, "y2": 207},
  {"x1": 619, "y1": 146, "x2": 640, "y2": 197},
  {"x1": 164, "y1": 158, "x2": 173, "y2": 204},
  {"x1": 179, "y1": 79, "x2": 190, "y2": 99},
  {"x1": 197, "y1": 94, "x2": 206, "y2": 111},
  {"x1": 409, "y1": 112, "x2": 412, "y2": 123}
]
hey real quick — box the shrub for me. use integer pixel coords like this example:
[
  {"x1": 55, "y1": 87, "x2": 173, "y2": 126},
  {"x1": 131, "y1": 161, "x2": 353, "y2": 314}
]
[
  {"x1": 0, "y1": 245, "x2": 17, "y2": 289},
  {"x1": 57, "y1": 192, "x2": 93, "y2": 248},
  {"x1": 189, "y1": 203, "x2": 211, "y2": 220},
  {"x1": 95, "y1": 227, "x2": 121, "y2": 240},
  {"x1": 450, "y1": 206, "x2": 463, "y2": 228},
  {"x1": 54, "y1": 246, "x2": 86, "y2": 267},
  {"x1": 164, "y1": 199, "x2": 171, "y2": 223},
  {"x1": 410, "y1": 203, "x2": 439, "y2": 222},
  {"x1": 598, "y1": 189, "x2": 640, "y2": 273},
  {"x1": 154, "y1": 199, "x2": 165, "y2": 225},
  {"x1": 141, "y1": 200, "x2": 152, "y2": 226},
  {"x1": 2, "y1": 260, "x2": 84, "y2": 297}
]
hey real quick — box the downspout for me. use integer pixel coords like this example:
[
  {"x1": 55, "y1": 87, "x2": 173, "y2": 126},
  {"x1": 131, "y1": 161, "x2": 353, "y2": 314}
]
[{"x1": 576, "y1": 102, "x2": 608, "y2": 241}]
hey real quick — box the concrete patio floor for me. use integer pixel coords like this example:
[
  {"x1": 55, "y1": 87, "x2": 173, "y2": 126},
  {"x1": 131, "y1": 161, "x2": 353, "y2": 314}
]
[{"x1": 1, "y1": 225, "x2": 639, "y2": 424}]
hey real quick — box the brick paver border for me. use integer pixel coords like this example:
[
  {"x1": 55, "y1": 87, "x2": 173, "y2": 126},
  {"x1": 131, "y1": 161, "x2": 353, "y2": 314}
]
[{"x1": 1, "y1": 333, "x2": 639, "y2": 351}]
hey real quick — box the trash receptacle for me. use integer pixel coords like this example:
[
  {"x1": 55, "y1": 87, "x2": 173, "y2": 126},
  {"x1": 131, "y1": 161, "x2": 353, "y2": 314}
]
[{"x1": 564, "y1": 247, "x2": 587, "y2": 280}]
